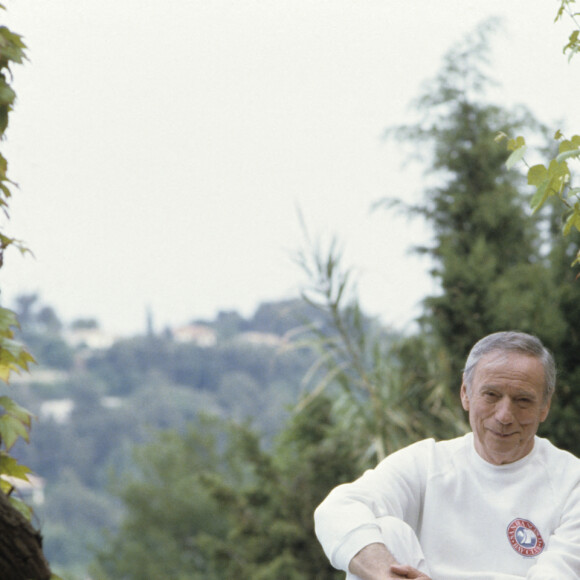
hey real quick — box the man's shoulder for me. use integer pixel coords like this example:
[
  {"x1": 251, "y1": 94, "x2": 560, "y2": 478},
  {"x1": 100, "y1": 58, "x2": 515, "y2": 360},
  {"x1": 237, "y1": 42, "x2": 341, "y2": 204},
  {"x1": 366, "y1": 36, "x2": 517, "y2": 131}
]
[
  {"x1": 389, "y1": 434, "x2": 470, "y2": 466},
  {"x1": 535, "y1": 436, "x2": 580, "y2": 471}
]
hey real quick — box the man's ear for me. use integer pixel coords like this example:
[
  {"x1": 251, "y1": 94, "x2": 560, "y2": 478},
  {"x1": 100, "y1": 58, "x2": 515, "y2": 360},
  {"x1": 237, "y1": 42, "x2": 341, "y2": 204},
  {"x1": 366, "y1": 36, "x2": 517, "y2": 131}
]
[
  {"x1": 460, "y1": 380, "x2": 470, "y2": 412},
  {"x1": 539, "y1": 397, "x2": 552, "y2": 423}
]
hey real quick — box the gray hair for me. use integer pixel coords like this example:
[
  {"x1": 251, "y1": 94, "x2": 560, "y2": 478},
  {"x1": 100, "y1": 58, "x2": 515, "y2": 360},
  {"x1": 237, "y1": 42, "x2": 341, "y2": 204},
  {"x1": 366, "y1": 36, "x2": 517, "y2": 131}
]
[{"x1": 463, "y1": 331, "x2": 556, "y2": 402}]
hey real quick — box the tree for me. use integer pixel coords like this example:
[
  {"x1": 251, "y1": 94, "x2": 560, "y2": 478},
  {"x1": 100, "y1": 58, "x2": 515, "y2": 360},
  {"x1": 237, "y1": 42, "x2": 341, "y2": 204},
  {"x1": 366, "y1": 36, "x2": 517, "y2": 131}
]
[
  {"x1": 536, "y1": 207, "x2": 580, "y2": 451},
  {"x1": 0, "y1": 7, "x2": 54, "y2": 579},
  {"x1": 377, "y1": 19, "x2": 580, "y2": 456},
  {"x1": 13, "y1": 294, "x2": 74, "y2": 370},
  {"x1": 380, "y1": 19, "x2": 567, "y2": 382},
  {"x1": 93, "y1": 399, "x2": 358, "y2": 580},
  {"x1": 0, "y1": 489, "x2": 51, "y2": 580},
  {"x1": 197, "y1": 397, "x2": 357, "y2": 580},
  {"x1": 92, "y1": 415, "x2": 240, "y2": 580},
  {"x1": 294, "y1": 230, "x2": 466, "y2": 464}
]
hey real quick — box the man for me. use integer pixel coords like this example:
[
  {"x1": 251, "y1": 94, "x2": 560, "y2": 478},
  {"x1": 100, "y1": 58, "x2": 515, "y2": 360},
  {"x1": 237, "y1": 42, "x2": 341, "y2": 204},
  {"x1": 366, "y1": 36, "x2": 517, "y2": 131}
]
[{"x1": 314, "y1": 331, "x2": 580, "y2": 579}]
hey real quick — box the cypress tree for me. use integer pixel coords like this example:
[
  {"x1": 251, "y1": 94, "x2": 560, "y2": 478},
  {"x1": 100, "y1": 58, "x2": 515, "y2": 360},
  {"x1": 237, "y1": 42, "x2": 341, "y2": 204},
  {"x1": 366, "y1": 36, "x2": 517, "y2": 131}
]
[{"x1": 384, "y1": 21, "x2": 566, "y2": 382}]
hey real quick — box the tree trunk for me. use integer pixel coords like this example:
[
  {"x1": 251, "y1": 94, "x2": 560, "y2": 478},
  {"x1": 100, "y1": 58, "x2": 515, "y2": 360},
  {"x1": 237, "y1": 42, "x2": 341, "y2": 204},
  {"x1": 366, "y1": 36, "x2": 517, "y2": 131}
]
[{"x1": 0, "y1": 490, "x2": 51, "y2": 580}]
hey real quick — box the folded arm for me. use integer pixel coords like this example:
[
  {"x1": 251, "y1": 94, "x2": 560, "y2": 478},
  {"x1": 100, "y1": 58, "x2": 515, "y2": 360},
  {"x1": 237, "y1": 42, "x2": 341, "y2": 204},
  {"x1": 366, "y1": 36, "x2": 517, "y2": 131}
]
[{"x1": 349, "y1": 543, "x2": 431, "y2": 580}]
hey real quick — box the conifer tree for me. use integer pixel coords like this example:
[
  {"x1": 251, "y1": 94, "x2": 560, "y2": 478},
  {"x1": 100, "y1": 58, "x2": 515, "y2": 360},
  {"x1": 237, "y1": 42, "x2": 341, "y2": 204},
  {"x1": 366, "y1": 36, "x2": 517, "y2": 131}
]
[
  {"x1": 383, "y1": 21, "x2": 566, "y2": 382},
  {"x1": 93, "y1": 400, "x2": 356, "y2": 579}
]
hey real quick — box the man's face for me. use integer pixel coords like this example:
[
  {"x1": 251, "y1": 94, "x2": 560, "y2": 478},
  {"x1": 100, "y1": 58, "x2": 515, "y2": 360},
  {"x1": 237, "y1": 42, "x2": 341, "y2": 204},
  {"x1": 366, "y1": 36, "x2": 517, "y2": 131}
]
[{"x1": 460, "y1": 351, "x2": 551, "y2": 465}]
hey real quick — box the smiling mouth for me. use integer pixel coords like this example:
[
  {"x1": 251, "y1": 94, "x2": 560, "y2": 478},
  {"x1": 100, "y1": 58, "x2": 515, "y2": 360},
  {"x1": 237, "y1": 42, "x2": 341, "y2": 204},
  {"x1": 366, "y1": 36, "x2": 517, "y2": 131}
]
[{"x1": 489, "y1": 430, "x2": 516, "y2": 439}]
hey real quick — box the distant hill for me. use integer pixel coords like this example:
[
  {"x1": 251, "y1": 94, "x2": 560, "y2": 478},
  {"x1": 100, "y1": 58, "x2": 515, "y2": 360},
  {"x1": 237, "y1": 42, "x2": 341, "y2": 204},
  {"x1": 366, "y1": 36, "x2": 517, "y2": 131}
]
[{"x1": 6, "y1": 295, "x2": 330, "y2": 577}]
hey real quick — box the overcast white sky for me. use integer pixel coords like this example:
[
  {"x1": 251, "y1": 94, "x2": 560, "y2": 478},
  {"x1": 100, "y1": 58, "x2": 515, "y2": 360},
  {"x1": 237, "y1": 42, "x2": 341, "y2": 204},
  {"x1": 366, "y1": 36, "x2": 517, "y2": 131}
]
[{"x1": 1, "y1": 0, "x2": 579, "y2": 335}]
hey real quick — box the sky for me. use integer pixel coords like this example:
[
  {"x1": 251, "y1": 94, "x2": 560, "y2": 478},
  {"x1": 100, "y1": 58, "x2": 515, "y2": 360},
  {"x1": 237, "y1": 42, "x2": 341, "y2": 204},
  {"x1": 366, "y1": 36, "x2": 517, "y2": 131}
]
[{"x1": 1, "y1": 0, "x2": 579, "y2": 336}]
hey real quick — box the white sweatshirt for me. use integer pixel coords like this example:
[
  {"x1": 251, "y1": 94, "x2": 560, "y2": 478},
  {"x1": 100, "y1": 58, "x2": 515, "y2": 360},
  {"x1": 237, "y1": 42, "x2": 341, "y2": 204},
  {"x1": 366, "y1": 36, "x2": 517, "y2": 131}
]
[{"x1": 314, "y1": 434, "x2": 580, "y2": 579}]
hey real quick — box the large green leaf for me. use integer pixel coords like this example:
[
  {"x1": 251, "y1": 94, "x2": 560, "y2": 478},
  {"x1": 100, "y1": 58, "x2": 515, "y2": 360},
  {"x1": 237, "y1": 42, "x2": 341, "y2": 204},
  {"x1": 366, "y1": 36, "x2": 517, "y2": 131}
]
[
  {"x1": 0, "y1": 396, "x2": 33, "y2": 449},
  {"x1": 0, "y1": 451, "x2": 31, "y2": 480},
  {"x1": 527, "y1": 164, "x2": 547, "y2": 186}
]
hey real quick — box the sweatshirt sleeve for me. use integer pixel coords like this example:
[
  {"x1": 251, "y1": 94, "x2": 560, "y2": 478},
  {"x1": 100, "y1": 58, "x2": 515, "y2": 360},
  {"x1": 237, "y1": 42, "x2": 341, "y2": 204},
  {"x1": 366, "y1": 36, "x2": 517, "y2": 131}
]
[
  {"x1": 526, "y1": 481, "x2": 580, "y2": 578},
  {"x1": 313, "y1": 438, "x2": 431, "y2": 572}
]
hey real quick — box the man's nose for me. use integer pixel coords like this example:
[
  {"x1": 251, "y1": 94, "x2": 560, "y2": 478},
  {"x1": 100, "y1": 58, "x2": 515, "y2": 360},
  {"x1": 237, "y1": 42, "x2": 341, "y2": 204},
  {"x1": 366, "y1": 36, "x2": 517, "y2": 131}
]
[{"x1": 495, "y1": 398, "x2": 515, "y2": 424}]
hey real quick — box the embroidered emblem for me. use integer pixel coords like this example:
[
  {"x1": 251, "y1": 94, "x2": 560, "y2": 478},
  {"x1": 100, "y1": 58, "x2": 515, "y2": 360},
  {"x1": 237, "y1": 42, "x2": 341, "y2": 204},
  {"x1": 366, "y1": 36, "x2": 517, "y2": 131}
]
[{"x1": 507, "y1": 518, "x2": 545, "y2": 557}]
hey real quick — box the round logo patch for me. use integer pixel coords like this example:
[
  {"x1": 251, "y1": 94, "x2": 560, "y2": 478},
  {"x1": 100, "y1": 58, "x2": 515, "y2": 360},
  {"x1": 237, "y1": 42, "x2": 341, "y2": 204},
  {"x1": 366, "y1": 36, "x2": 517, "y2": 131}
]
[{"x1": 507, "y1": 518, "x2": 545, "y2": 557}]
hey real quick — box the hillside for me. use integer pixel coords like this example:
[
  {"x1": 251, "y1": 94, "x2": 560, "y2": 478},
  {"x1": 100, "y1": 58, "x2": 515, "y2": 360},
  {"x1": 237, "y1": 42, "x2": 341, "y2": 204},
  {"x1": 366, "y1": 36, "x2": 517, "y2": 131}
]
[{"x1": 6, "y1": 295, "x2": 325, "y2": 578}]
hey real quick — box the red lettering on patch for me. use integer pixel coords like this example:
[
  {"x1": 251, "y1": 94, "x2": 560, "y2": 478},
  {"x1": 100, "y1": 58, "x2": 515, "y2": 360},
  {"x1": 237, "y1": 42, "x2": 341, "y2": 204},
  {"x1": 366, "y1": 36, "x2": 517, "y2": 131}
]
[{"x1": 507, "y1": 518, "x2": 545, "y2": 557}]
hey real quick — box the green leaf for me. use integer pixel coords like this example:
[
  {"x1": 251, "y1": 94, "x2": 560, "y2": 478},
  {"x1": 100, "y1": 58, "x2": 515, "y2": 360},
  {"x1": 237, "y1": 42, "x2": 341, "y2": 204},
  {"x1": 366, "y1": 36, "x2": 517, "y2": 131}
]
[
  {"x1": 505, "y1": 145, "x2": 527, "y2": 169},
  {"x1": 0, "y1": 306, "x2": 19, "y2": 333},
  {"x1": 556, "y1": 149, "x2": 580, "y2": 163},
  {"x1": 527, "y1": 164, "x2": 547, "y2": 186},
  {"x1": 0, "y1": 452, "x2": 32, "y2": 479},
  {"x1": 0, "y1": 396, "x2": 33, "y2": 424},
  {"x1": 0, "y1": 396, "x2": 33, "y2": 449},
  {"x1": 563, "y1": 206, "x2": 580, "y2": 236},
  {"x1": 506, "y1": 135, "x2": 526, "y2": 152},
  {"x1": 546, "y1": 158, "x2": 570, "y2": 183},
  {"x1": 0, "y1": 414, "x2": 31, "y2": 449},
  {"x1": 530, "y1": 182, "x2": 550, "y2": 214},
  {"x1": 554, "y1": 129, "x2": 564, "y2": 140},
  {"x1": 564, "y1": 29, "x2": 580, "y2": 57},
  {"x1": 559, "y1": 139, "x2": 579, "y2": 153}
]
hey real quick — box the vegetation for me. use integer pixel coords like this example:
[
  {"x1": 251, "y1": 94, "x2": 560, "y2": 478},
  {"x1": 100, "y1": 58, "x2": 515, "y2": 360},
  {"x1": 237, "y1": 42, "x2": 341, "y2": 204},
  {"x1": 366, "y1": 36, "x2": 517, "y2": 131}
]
[
  {"x1": 8, "y1": 296, "x2": 328, "y2": 576},
  {"x1": 379, "y1": 19, "x2": 565, "y2": 380},
  {"x1": 377, "y1": 19, "x2": 580, "y2": 455},
  {"x1": 2, "y1": 7, "x2": 580, "y2": 580},
  {"x1": 93, "y1": 399, "x2": 357, "y2": 580},
  {"x1": 91, "y1": 21, "x2": 580, "y2": 580},
  {"x1": 0, "y1": 7, "x2": 54, "y2": 579},
  {"x1": 499, "y1": 0, "x2": 580, "y2": 266}
]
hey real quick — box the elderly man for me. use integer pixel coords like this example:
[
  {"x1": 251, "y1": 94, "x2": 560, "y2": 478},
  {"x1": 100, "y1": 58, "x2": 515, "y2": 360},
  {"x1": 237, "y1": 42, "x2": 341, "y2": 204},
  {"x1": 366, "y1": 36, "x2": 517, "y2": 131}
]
[{"x1": 314, "y1": 331, "x2": 580, "y2": 579}]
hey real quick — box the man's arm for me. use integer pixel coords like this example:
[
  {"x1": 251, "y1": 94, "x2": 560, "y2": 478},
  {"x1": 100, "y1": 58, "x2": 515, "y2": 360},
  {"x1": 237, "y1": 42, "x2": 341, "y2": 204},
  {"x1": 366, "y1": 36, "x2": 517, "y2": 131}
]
[
  {"x1": 314, "y1": 440, "x2": 432, "y2": 574},
  {"x1": 349, "y1": 542, "x2": 398, "y2": 580},
  {"x1": 525, "y1": 484, "x2": 580, "y2": 578},
  {"x1": 349, "y1": 543, "x2": 431, "y2": 580}
]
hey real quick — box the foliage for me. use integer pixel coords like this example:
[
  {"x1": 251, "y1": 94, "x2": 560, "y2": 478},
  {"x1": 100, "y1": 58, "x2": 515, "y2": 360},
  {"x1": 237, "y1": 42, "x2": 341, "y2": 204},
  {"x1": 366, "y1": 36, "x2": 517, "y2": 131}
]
[
  {"x1": 378, "y1": 20, "x2": 569, "y2": 384},
  {"x1": 294, "y1": 231, "x2": 466, "y2": 464},
  {"x1": 0, "y1": 11, "x2": 29, "y2": 264},
  {"x1": 92, "y1": 415, "x2": 241, "y2": 580},
  {"x1": 7, "y1": 295, "x2": 324, "y2": 575},
  {"x1": 377, "y1": 20, "x2": 580, "y2": 458},
  {"x1": 557, "y1": 0, "x2": 580, "y2": 61},
  {"x1": 498, "y1": 2, "x2": 580, "y2": 268},
  {"x1": 498, "y1": 130, "x2": 580, "y2": 267},
  {"x1": 13, "y1": 294, "x2": 74, "y2": 369},
  {"x1": 0, "y1": 9, "x2": 59, "y2": 579},
  {"x1": 94, "y1": 398, "x2": 356, "y2": 580},
  {"x1": 489, "y1": 3, "x2": 580, "y2": 452},
  {"x1": 0, "y1": 7, "x2": 38, "y2": 517}
]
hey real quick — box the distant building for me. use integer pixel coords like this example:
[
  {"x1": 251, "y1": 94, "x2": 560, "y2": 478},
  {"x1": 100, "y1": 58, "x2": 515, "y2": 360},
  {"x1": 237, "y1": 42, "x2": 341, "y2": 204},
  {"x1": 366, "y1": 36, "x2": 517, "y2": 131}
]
[
  {"x1": 172, "y1": 324, "x2": 217, "y2": 347},
  {"x1": 65, "y1": 327, "x2": 117, "y2": 350},
  {"x1": 39, "y1": 397, "x2": 124, "y2": 424}
]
